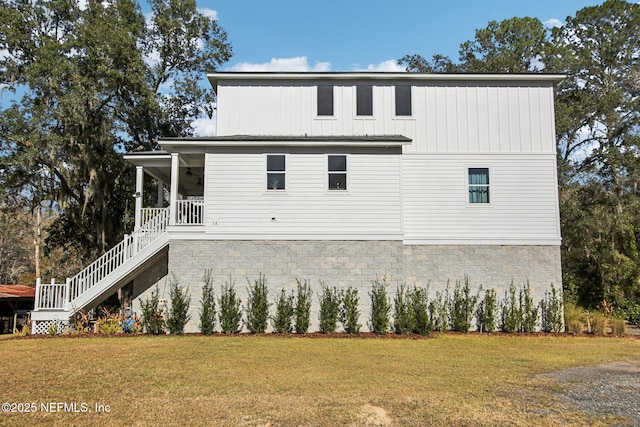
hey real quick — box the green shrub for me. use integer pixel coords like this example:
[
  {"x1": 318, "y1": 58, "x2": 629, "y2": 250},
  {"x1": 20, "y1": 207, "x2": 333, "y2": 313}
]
[
  {"x1": 318, "y1": 282, "x2": 341, "y2": 334},
  {"x1": 272, "y1": 289, "x2": 295, "y2": 333},
  {"x1": 167, "y1": 273, "x2": 191, "y2": 335},
  {"x1": 623, "y1": 303, "x2": 640, "y2": 326},
  {"x1": 563, "y1": 302, "x2": 584, "y2": 333},
  {"x1": 199, "y1": 269, "x2": 216, "y2": 335},
  {"x1": 218, "y1": 277, "x2": 242, "y2": 334},
  {"x1": 140, "y1": 285, "x2": 166, "y2": 335},
  {"x1": 521, "y1": 281, "x2": 539, "y2": 333},
  {"x1": 393, "y1": 284, "x2": 414, "y2": 335},
  {"x1": 340, "y1": 286, "x2": 361, "y2": 334},
  {"x1": 541, "y1": 284, "x2": 564, "y2": 333},
  {"x1": 245, "y1": 273, "x2": 270, "y2": 333},
  {"x1": 294, "y1": 279, "x2": 312, "y2": 334},
  {"x1": 410, "y1": 285, "x2": 431, "y2": 336},
  {"x1": 502, "y1": 281, "x2": 522, "y2": 333},
  {"x1": 476, "y1": 288, "x2": 498, "y2": 333},
  {"x1": 429, "y1": 288, "x2": 450, "y2": 332},
  {"x1": 369, "y1": 276, "x2": 391, "y2": 334},
  {"x1": 450, "y1": 277, "x2": 478, "y2": 333}
]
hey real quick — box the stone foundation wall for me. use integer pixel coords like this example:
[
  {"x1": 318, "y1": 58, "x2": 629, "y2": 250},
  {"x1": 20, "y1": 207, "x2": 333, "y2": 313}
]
[{"x1": 133, "y1": 240, "x2": 562, "y2": 333}]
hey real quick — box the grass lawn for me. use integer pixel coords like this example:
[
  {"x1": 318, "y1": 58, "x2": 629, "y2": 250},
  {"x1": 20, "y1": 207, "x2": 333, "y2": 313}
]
[{"x1": 1, "y1": 333, "x2": 638, "y2": 426}]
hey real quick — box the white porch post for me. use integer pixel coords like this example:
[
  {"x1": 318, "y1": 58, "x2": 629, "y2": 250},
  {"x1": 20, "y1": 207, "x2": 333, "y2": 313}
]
[
  {"x1": 134, "y1": 166, "x2": 144, "y2": 230},
  {"x1": 169, "y1": 153, "x2": 179, "y2": 226}
]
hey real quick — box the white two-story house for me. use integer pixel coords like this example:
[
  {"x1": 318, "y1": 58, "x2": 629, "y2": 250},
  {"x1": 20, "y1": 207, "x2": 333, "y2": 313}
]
[{"x1": 32, "y1": 72, "x2": 563, "y2": 333}]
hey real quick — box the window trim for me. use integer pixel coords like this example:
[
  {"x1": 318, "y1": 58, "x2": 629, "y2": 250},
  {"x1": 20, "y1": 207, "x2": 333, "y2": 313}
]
[
  {"x1": 327, "y1": 154, "x2": 348, "y2": 192},
  {"x1": 467, "y1": 167, "x2": 491, "y2": 206},
  {"x1": 266, "y1": 154, "x2": 286, "y2": 191}
]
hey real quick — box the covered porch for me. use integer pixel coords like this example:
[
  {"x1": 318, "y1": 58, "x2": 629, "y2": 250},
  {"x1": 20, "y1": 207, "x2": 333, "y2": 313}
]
[{"x1": 124, "y1": 151, "x2": 205, "y2": 229}]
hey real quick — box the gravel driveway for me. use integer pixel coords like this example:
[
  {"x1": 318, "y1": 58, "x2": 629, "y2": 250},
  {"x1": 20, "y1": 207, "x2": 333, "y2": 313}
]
[{"x1": 537, "y1": 360, "x2": 640, "y2": 426}]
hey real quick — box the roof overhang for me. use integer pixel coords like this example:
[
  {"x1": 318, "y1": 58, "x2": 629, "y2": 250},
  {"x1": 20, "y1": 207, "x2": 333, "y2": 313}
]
[
  {"x1": 208, "y1": 71, "x2": 566, "y2": 91},
  {"x1": 157, "y1": 135, "x2": 412, "y2": 153}
]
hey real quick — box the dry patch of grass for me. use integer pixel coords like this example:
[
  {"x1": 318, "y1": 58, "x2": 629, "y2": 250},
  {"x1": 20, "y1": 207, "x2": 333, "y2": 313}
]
[{"x1": 0, "y1": 333, "x2": 638, "y2": 426}]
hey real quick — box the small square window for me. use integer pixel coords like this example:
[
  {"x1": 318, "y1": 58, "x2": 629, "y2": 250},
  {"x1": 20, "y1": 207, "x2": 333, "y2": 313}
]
[
  {"x1": 267, "y1": 155, "x2": 285, "y2": 190},
  {"x1": 317, "y1": 85, "x2": 334, "y2": 116},
  {"x1": 356, "y1": 85, "x2": 372, "y2": 116},
  {"x1": 328, "y1": 155, "x2": 347, "y2": 190},
  {"x1": 468, "y1": 168, "x2": 490, "y2": 203}
]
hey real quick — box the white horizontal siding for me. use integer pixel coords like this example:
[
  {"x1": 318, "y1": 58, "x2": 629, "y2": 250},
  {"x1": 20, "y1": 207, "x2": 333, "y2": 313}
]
[
  {"x1": 402, "y1": 154, "x2": 561, "y2": 244},
  {"x1": 216, "y1": 81, "x2": 557, "y2": 155},
  {"x1": 204, "y1": 152, "x2": 402, "y2": 238}
]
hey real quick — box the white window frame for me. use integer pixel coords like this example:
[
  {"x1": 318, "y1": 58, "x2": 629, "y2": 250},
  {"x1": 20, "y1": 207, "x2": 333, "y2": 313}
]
[
  {"x1": 266, "y1": 154, "x2": 286, "y2": 191},
  {"x1": 467, "y1": 166, "x2": 491, "y2": 206},
  {"x1": 327, "y1": 154, "x2": 349, "y2": 192}
]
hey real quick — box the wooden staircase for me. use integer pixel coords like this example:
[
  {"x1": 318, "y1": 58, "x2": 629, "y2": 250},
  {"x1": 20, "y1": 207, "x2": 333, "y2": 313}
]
[{"x1": 31, "y1": 208, "x2": 171, "y2": 334}]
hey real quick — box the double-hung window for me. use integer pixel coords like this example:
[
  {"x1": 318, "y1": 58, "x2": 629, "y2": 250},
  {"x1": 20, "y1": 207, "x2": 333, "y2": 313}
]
[
  {"x1": 328, "y1": 155, "x2": 347, "y2": 190},
  {"x1": 468, "y1": 168, "x2": 490, "y2": 204},
  {"x1": 267, "y1": 155, "x2": 286, "y2": 190}
]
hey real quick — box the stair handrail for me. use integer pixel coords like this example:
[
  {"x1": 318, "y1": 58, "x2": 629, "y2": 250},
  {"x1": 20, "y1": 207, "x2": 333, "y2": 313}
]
[{"x1": 68, "y1": 207, "x2": 170, "y2": 302}]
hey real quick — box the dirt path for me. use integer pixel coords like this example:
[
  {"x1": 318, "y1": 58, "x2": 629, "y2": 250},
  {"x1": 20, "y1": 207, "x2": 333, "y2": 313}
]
[{"x1": 537, "y1": 360, "x2": 640, "y2": 426}]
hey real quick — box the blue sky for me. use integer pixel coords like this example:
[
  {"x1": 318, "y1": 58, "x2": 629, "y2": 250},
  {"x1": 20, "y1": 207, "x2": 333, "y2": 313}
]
[{"x1": 208, "y1": 0, "x2": 604, "y2": 72}]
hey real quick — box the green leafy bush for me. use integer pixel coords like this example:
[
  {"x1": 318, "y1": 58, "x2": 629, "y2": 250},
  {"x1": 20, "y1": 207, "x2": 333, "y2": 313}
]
[
  {"x1": 501, "y1": 281, "x2": 522, "y2": 333},
  {"x1": 340, "y1": 286, "x2": 361, "y2": 334},
  {"x1": 393, "y1": 284, "x2": 414, "y2": 335},
  {"x1": 623, "y1": 303, "x2": 640, "y2": 326},
  {"x1": 541, "y1": 284, "x2": 564, "y2": 333},
  {"x1": 476, "y1": 288, "x2": 497, "y2": 333},
  {"x1": 521, "y1": 281, "x2": 539, "y2": 333},
  {"x1": 140, "y1": 285, "x2": 166, "y2": 335},
  {"x1": 369, "y1": 276, "x2": 391, "y2": 334},
  {"x1": 294, "y1": 279, "x2": 312, "y2": 334},
  {"x1": 245, "y1": 273, "x2": 270, "y2": 333},
  {"x1": 272, "y1": 288, "x2": 295, "y2": 333},
  {"x1": 410, "y1": 285, "x2": 431, "y2": 336},
  {"x1": 429, "y1": 289, "x2": 450, "y2": 332},
  {"x1": 218, "y1": 277, "x2": 242, "y2": 334},
  {"x1": 450, "y1": 277, "x2": 478, "y2": 333},
  {"x1": 318, "y1": 282, "x2": 340, "y2": 334},
  {"x1": 167, "y1": 273, "x2": 191, "y2": 334},
  {"x1": 199, "y1": 269, "x2": 216, "y2": 335}
]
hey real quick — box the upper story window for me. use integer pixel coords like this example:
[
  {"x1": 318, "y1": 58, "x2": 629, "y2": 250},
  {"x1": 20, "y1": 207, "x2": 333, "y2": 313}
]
[
  {"x1": 328, "y1": 155, "x2": 347, "y2": 190},
  {"x1": 395, "y1": 85, "x2": 412, "y2": 116},
  {"x1": 267, "y1": 154, "x2": 286, "y2": 190},
  {"x1": 468, "y1": 168, "x2": 490, "y2": 204},
  {"x1": 317, "y1": 85, "x2": 334, "y2": 116},
  {"x1": 356, "y1": 85, "x2": 373, "y2": 116}
]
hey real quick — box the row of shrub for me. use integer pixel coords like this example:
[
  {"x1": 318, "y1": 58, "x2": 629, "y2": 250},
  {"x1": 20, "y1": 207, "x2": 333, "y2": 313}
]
[{"x1": 138, "y1": 272, "x2": 578, "y2": 336}]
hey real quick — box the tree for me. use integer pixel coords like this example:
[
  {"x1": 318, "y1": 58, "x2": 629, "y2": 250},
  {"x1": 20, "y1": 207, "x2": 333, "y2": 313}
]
[
  {"x1": 544, "y1": 0, "x2": 640, "y2": 306},
  {"x1": 0, "y1": 0, "x2": 231, "y2": 274}
]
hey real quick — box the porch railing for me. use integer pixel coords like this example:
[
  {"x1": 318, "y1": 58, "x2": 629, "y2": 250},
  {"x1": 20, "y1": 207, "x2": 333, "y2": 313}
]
[
  {"x1": 34, "y1": 278, "x2": 68, "y2": 310},
  {"x1": 141, "y1": 208, "x2": 165, "y2": 225},
  {"x1": 175, "y1": 199, "x2": 204, "y2": 225}
]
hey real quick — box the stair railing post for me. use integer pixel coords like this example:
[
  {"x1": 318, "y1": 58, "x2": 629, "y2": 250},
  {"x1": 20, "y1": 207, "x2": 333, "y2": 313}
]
[
  {"x1": 64, "y1": 278, "x2": 71, "y2": 311},
  {"x1": 123, "y1": 234, "x2": 129, "y2": 260},
  {"x1": 34, "y1": 277, "x2": 41, "y2": 310}
]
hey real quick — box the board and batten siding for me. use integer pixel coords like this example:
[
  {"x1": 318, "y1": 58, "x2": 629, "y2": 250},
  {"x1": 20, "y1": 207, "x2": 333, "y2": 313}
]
[
  {"x1": 203, "y1": 150, "x2": 403, "y2": 239},
  {"x1": 216, "y1": 81, "x2": 556, "y2": 155},
  {"x1": 402, "y1": 154, "x2": 561, "y2": 245}
]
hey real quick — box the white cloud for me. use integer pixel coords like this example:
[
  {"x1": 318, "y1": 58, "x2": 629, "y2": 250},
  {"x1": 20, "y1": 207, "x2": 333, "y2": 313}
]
[
  {"x1": 359, "y1": 60, "x2": 405, "y2": 72},
  {"x1": 191, "y1": 117, "x2": 217, "y2": 136},
  {"x1": 544, "y1": 18, "x2": 563, "y2": 29},
  {"x1": 228, "y1": 56, "x2": 331, "y2": 72},
  {"x1": 197, "y1": 8, "x2": 218, "y2": 20}
]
